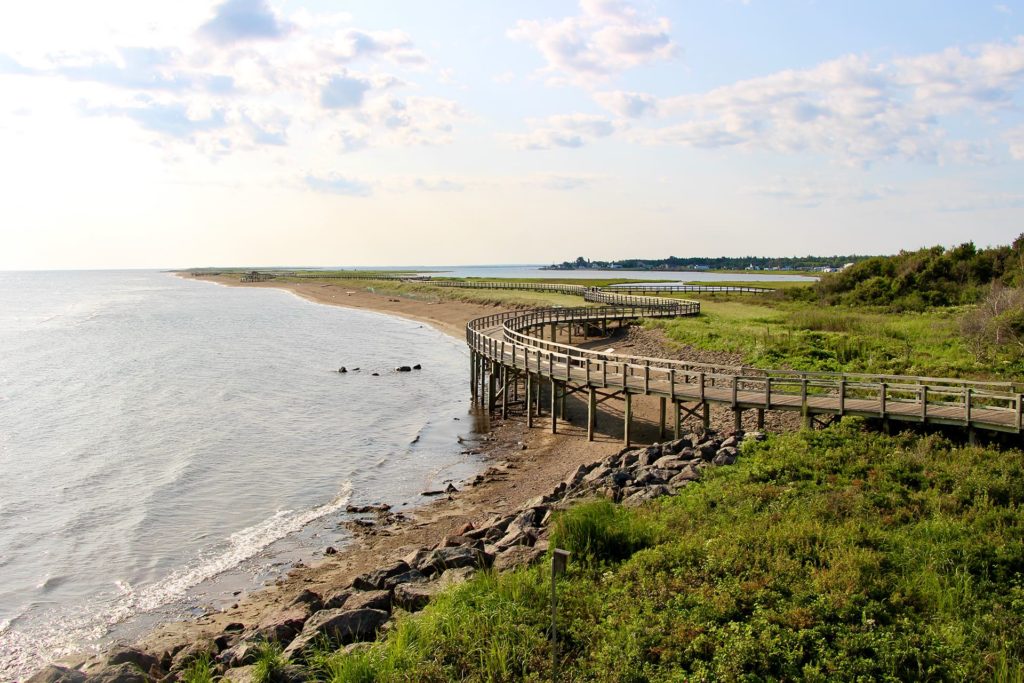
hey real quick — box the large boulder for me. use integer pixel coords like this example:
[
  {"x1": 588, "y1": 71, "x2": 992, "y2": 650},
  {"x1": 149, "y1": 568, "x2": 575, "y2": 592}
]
[
  {"x1": 383, "y1": 569, "x2": 428, "y2": 590},
  {"x1": 493, "y1": 545, "x2": 545, "y2": 572},
  {"x1": 87, "y1": 663, "x2": 152, "y2": 683},
  {"x1": 352, "y1": 561, "x2": 410, "y2": 591},
  {"x1": 251, "y1": 606, "x2": 310, "y2": 645},
  {"x1": 418, "y1": 546, "x2": 489, "y2": 576},
  {"x1": 282, "y1": 609, "x2": 389, "y2": 661},
  {"x1": 26, "y1": 665, "x2": 87, "y2": 683},
  {"x1": 103, "y1": 647, "x2": 159, "y2": 675},
  {"x1": 341, "y1": 590, "x2": 392, "y2": 613}
]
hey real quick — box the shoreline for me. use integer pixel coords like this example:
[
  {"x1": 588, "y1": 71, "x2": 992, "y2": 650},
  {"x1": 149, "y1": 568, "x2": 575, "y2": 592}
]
[{"x1": 67, "y1": 274, "x2": 624, "y2": 671}]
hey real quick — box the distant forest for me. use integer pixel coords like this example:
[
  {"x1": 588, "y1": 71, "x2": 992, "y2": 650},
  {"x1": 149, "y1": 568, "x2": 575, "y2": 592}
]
[
  {"x1": 812, "y1": 236, "x2": 1024, "y2": 309},
  {"x1": 544, "y1": 255, "x2": 870, "y2": 271}
]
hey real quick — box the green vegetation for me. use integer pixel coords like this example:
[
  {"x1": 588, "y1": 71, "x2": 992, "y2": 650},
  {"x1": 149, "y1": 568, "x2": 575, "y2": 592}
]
[
  {"x1": 814, "y1": 237, "x2": 1024, "y2": 310},
  {"x1": 645, "y1": 298, "x2": 1009, "y2": 378},
  {"x1": 545, "y1": 255, "x2": 868, "y2": 272},
  {"x1": 308, "y1": 422, "x2": 1024, "y2": 681},
  {"x1": 179, "y1": 653, "x2": 216, "y2": 683},
  {"x1": 253, "y1": 641, "x2": 288, "y2": 683}
]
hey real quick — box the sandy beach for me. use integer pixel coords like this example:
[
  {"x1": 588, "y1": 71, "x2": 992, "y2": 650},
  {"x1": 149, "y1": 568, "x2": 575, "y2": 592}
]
[{"x1": 53, "y1": 272, "x2": 787, "y2": 668}]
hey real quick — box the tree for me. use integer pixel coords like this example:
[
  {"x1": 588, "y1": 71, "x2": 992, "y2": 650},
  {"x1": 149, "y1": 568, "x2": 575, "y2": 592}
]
[{"x1": 960, "y1": 283, "x2": 1024, "y2": 360}]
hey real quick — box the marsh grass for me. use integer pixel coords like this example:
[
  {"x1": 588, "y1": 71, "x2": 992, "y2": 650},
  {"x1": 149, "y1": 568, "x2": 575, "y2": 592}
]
[
  {"x1": 252, "y1": 641, "x2": 288, "y2": 683},
  {"x1": 179, "y1": 654, "x2": 217, "y2": 683},
  {"x1": 306, "y1": 421, "x2": 1024, "y2": 681}
]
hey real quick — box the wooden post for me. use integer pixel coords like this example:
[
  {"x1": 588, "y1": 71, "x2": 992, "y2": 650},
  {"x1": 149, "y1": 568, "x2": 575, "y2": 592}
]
[
  {"x1": 965, "y1": 387, "x2": 972, "y2": 425},
  {"x1": 470, "y1": 351, "x2": 477, "y2": 400},
  {"x1": 701, "y1": 402, "x2": 710, "y2": 431},
  {"x1": 587, "y1": 387, "x2": 596, "y2": 441},
  {"x1": 838, "y1": 379, "x2": 845, "y2": 416},
  {"x1": 756, "y1": 408, "x2": 765, "y2": 430},
  {"x1": 624, "y1": 393, "x2": 632, "y2": 447},
  {"x1": 659, "y1": 396, "x2": 666, "y2": 440},
  {"x1": 560, "y1": 382, "x2": 567, "y2": 420},
  {"x1": 526, "y1": 374, "x2": 534, "y2": 428},
  {"x1": 733, "y1": 409, "x2": 742, "y2": 433},
  {"x1": 487, "y1": 370, "x2": 496, "y2": 413},
  {"x1": 501, "y1": 366, "x2": 509, "y2": 420},
  {"x1": 551, "y1": 379, "x2": 558, "y2": 434},
  {"x1": 880, "y1": 383, "x2": 887, "y2": 418},
  {"x1": 673, "y1": 400, "x2": 681, "y2": 439},
  {"x1": 920, "y1": 385, "x2": 927, "y2": 422},
  {"x1": 764, "y1": 377, "x2": 771, "y2": 410}
]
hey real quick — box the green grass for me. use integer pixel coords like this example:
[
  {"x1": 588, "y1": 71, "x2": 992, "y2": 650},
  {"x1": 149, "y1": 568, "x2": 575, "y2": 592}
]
[
  {"x1": 645, "y1": 298, "x2": 1014, "y2": 380},
  {"x1": 252, "y1": 641, "x2": 288, "y2": 683},
  {"x1": 549, "y1": 499, "x2": 661, "y2": 563},
  {"x1": 305, "y1": 421, "x2": 1024, "y2": 681},
  {"x1": 179, "y1": 654, "x2": 217, "y2": 683}
]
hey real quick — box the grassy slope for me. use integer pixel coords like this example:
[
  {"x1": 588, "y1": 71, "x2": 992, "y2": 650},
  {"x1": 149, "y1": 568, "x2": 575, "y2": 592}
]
[
  {"x1": 303, "y1": 422, "x2": 1024, "y2": 682},
  {"x1": 644, "y1": 297, "x2": 1003, "y2": 380}
]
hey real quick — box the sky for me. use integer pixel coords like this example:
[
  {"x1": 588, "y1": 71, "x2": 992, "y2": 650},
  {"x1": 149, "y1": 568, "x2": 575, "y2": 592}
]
[{"x1": 1, "y1": 0, "x2": 1023, "y2": 269}]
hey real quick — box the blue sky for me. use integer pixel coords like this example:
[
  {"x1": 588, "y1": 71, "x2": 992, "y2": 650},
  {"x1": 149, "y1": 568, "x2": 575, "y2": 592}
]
[{"x1": 1, "y1": 0, "x2": 1022, "y2": 268}]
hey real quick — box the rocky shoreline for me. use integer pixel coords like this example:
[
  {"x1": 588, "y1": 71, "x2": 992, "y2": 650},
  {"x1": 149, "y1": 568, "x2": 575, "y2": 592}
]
[{"x1": 30, "y1": 429, "x2": 755, "y2": 683}]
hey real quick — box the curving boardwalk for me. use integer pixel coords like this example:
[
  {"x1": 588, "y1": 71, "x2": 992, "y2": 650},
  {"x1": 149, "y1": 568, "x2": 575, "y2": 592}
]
[{"x1": 458, "y1": 281, "x2": 1023, "y2": 444}]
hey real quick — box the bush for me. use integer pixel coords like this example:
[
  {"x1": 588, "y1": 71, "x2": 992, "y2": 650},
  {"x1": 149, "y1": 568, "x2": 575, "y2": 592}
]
[{"x1": 549, "y1": 499, "x2": 660, "y2": 563}]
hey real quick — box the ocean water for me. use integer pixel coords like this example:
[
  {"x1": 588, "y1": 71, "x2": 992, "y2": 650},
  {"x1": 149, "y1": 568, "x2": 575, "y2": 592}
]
[
  {"x1": 312, "y1": 264, "x2": 817, "y2": 282},
  {"x1": 0, "y1": 271, "x2": 482, "y2": 680}
]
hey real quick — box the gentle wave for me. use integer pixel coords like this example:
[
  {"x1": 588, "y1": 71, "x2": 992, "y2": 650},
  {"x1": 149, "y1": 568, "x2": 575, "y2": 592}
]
[{"x1": 0, "y1": 483, "x2": 353, "y2": 681}]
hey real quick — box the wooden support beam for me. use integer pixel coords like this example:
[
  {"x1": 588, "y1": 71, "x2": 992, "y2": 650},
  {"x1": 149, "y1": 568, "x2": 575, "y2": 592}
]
[
  {"x1": 526, "y1": 373, "x2": 533, "y2": 428},
  {"x1": 501, "y1": 367, "x2": 508, "y2": 420},
  {"x1": 487, "y1": 371, "x2": 496, "y2": 412},
  {"x1": 674, "y1": 400, "x2": 681, "y2": 439},
  {"x1": 702, "y1": 402, "x2": 710, "y2": 432},
  {"x1": 624, "y1": 392, "x2": 632, "y2": 447},
  {"x1": 733, "y1": 408, "x2": 743, "y2": 433},
  {"x1": 587, "y1": 386, "x2": 596, "y2": 441},
  {"x1": 659, "y1": 396, "x2": 666, "y2": 440},
  {"x1": 756, "y1": 408, "x2": 765, "y2": 430},
  {"x1": 550, "y1": 379, "x2": 557, "y2": 434}
]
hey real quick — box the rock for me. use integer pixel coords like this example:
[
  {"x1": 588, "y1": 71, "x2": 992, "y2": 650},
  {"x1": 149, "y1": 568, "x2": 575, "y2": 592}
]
[
  {"x1": 346, "y1": 503, "x2": 391, "y2": 513},
  {"x1": 608, "y1": 469, "x2": 633, "y2": 487},
  {"x1": 88, "y1": 663, "x2": 152, "y2": 683},
  {"x1": 669, "y1": 467, "x2": 701, "y2": 486},
  {"x1": 662, "y1": 438, "x2": 689, "y2": 455},
  {"x1": 402, "y1": 548, "x2": 432, "y2": 568},
  {"x1": 105, "y1": 647, "x2": 159, "y2": 674},
  {"x1": 396, "y1": 366, "x2": 412, "y2": 372},
  {"x1": 455, "y1": 522, "x2": 475, "y2": 535},
  {"x1": 633, "y1": 470, "x2": 665, "y2": 486},
  {"x1": 393, "y1": 582, "x2": 440, "y2": 612},
  {"x1": 495, "y1": 528, "x2": 532, "y2": 549},
  {"x1": 437, "y1": 566, "x2": 476, "y2": 587},
  {"x1": 26, "y1": 665, "x2": 87, "y2": 683},
  {"x1": 338, "y1": 367, "x2": 347, "y2": 373},
  {"x1": 252, "y1": 606, "x2": 309, "y2": 645},
  {"x1": 324, "y1": 546, "x2": 337, "y2": 555},
  {"x1": 413, "y1": 364, "x2": 422, "y2": 370},
  {"x1": 653, "y1": 455, "x2": 688, "y2": 470},
  {"x1": 720, "y1": 435, "x2": 739, "y2": 448},
  {"x1": 696, "y1": 442, "x2": 718, "y2": 460},
  {"x1": 419, "y1": 546, "x2": 489, "y2": 576},
  {"x1": 222, "y1": 665, "x2": 256, "y2": 683},
  {"x1": 283, "y1": 609, "x2": 390, "y2": 661},
  {"x1": 563, "y1": 465, "x2": 589, "y2": 489},
  {"x1": 623, "y1": 486, "x2": 670, "y2": 507},
  {"x1": 746, "y1": 431, "x2": 767, "y2": 441},
  {"x1": 637, "y1": 446, "x2": 662, "y2": 467},
  {"x1": 371, "y1": 372, "x2": 379, "y2": 376},
  {"x1": 582, "y1": 465, "x2": 611, "y2": 484},
  {"x1": 522, "y1": 495, "x2": 550, "y2": 510},
  {"x1": 383, "y1": 569, "x2": 428, "y2": 590},
  {"x1": 493, "y1": 545, "x2": 545, "y2": 572},
  {"x1": 338, "y1": 589, "x2": 392, "y2": 613},
  {"x1": 507, "y1": 508, "x2": 537, "y2": 533},
  {"x1": 444, "y1": 483, "x2": 459, "y2": 494},
  {"x1": 352, "y1": 561, "x2": 409, "y2": 591},
  {"x1": 217, "y1": 642, "x2": 259, "y2": 668},
  {"x1": 440, "y1": 535, "x2": 483, "y2": 550},
  {"x1": 288, "y1": 589, "x2": 323, "y2": 612},
  {"x1": 420, "y1": 490, "x2": 444, "y2": 497},
  {"x1": 712, "y1": 452, "x2": 737, "y2": 466}
]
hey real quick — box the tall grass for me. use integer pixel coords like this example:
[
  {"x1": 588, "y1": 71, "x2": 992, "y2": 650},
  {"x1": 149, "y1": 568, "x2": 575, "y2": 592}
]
[{"x1": 549, "y1": 499, "x2": 660, "y2": 563}]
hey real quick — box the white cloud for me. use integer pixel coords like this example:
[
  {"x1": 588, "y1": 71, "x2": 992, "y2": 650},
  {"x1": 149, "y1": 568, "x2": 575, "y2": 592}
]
[
  {"x1": 508, "y1": 0, "x2": 677, "y2": 83},
  {"x1": 598, "y1": 37, "x2": 1024, "y2": 166},
  {"x1": 320, "y1": 71, "x2": 374, "y2": 109},
  {"x1": 525, "y1": 172, "x2": 606, "y2": 190},
  {"x1": 746, "y1": 177, "x2": 899, "y2": 207},
  {"x1": 304, "y1": 173, "x2": 372, "y2": 196},
  {"x1": 199, "y1": 0, "x2": 291, "y2": 45},
  {"x1": 508, "y1": 113, "x2": 617, "y2": 150}
]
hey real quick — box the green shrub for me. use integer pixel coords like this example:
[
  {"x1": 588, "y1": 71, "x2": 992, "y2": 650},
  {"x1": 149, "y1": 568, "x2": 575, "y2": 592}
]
[{"x1": 550, "y1": 499, "x2": 660, "y2": 563}]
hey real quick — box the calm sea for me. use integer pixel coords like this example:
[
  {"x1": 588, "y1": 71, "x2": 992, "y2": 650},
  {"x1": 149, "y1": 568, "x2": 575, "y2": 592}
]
[{"x1": 0, "y1": 271, "x2": 483, "y2": 680}]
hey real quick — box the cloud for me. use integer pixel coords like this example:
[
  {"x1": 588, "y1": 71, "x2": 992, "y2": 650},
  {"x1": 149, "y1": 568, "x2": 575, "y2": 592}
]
[
  {"x1": 361, "y1": 96, "x2": 467, "y2": 145},
  {"x1": 0, "y1": 53, "x2": 30, "y2": 75},
  {"x1": 415, "y1": 178, "x2": 464, "y2": 192},
  {"x1": 104, "y1": 101, "x2": 227, "y2": 139},
  {"x1": 1007, "y1": 125, "x2": 1024, "y2": 160},
  {"x1": 593, "y1": 90, "x2": 657, "y2": 117},
  {"x1": 524, "y1": 172, "x2": 604, "y2": 190},
  {"x1": 320, "y1": 72, "x2": 374, "y2": 109},
  {"x1": 304, "y1": 174, "x2": 372, "y2": 196},
  {"x1": 508, "y1": 0, "x2": 678, "y2": 82},
  {"x1": 746, "y1": 178, "x2": 899, "y2": 208},
  {"x1": 327, "y1": 29, "x2": 427, "y2": 66},
  {"x1": 199, "y1": 0, "x2": 291, "y2": 45},
  {"x1": 509, "y1": 113, "x2": 617, "y2": 150},
  {"x1": 603, "y1": 37, "x2": 1024, "y2": 166}
]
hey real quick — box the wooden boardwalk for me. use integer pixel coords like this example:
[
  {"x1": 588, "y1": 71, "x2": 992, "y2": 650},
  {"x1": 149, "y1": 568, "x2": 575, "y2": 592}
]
[{"x1": 460, "y1": 283, "x2": 1023, "y2": 444}]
